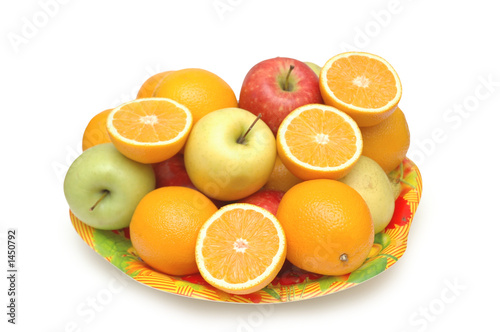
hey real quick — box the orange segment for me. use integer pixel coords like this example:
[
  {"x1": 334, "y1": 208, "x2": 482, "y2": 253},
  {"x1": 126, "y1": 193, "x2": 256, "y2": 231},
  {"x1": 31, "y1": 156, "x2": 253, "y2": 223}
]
[
  {"x1": 107, "y1": 98, "x2": 193, "y2": 164},
  {"x1": 277, "y1": 104, "x2": 362, "y2": 180},
  {"x1": 195, "y1": 203, "x2": 286, "y2": 294},
  {"x1": 320, "y1": 52, "x2": 402, "y2": 127}
]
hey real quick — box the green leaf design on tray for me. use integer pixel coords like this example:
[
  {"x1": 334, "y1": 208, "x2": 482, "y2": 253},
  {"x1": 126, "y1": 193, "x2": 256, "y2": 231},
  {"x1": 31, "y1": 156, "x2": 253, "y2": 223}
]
[
  {"x1": 93, "y1": 230, "x2": 137, "y2": 273},
  {"x1": 176, "y1": 281, "x2": 205, "y2": 292},
  {"x1": 374, "y1": 232, "x2": 391, "y2": 249},
  {"x1": 262, "y1": 287, "x2": 281, "y2": 300},
  {"x1": 110, "y1": 256, "x2": 133, "y2": 273},
  {"x1": 93, "y1": 230, "x2": 132, "y2": 257},
  {"x1": 348, "y1": 257, "x2": 388, "y2": 283},
  {"x1": 403, "y1": 172, "x2": 418, "y2": 189},
  {"x1": 318, "y1": 276, "x2": 344, "y2": 292}
]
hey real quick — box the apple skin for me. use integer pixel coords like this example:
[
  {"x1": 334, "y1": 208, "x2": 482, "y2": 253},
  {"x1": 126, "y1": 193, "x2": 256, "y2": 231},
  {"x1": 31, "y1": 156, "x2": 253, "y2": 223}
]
[
  {"x1": 153, "y1": 153, "x2": 227, "y2": 208},
  {"x1": 239, "y1": 57, "x2": 323, "y2": 135},
  {"x1": 184, "y1": 108, "x2": 276, "y2": 201},
  {"x1": 304, "y1": 61, "x2": 322, "y2": 76},
  {"x1": 64, "y1": 143, "x2": 156, "y2": 230},
  {"x1": 152, "y1": 154, "x2": 195, "y2": 189},
  {"x1": 238, "y1": 190, "x2": 284, "y2": 216}
]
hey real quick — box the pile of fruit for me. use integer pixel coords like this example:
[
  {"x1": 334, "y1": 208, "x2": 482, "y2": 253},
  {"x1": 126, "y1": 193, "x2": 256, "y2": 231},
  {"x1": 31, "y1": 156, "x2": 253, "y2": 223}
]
[{"x1": 65, "y1": 51, "x2": 412, "y2": 295}]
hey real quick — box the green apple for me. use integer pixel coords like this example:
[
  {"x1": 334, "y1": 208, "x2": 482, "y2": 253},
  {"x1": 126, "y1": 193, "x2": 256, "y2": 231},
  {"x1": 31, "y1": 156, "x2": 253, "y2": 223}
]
[
  {"x1": 339, "y1": 156, "x2": 395, "y2": 233},
  {"x1": 64, "y1": 143, "x2": 156, "y2": 230},
  {"x1": 184, "y1": 108, "x2": 276, "y2": 201},
  {"x1": 304, "y1": 61, "x2": 322, "y2": 76}
]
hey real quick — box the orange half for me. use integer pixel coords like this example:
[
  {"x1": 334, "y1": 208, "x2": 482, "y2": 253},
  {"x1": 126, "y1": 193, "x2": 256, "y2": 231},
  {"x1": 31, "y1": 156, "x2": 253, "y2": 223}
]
[
  {"x1": 195, "y1": 203, "x2": 287, "y2": 295},
  {"x1": 319, "y1": 52, "x2": 402, "y2": 127},
  {"x1": 107, "y1": 98, "x2": 193, "y2": 164},
  {"x1": 277, "y1": 104, "x2": 362, "y2": 180}
]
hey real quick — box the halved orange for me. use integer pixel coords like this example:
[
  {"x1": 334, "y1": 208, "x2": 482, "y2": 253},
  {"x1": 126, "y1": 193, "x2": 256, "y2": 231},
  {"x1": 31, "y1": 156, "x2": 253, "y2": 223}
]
[
  {"x1": 107, "y1": 98, "x2": 193, "y2": 164},
  {"x1": 277, "y1": 104, "x2": 362, "y2": 180},
  {"x1": 319, "y1": 52, "x2": 402, "y2": 127},
  {"x1": 195, "y1": 203, "x2": 287, "y2": 295}
]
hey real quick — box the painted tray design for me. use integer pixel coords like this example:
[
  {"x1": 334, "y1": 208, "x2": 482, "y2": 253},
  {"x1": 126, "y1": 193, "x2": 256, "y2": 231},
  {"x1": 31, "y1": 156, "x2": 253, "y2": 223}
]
[{"x1": 70, "y1": 158, "x2": 422, "y2": 303}]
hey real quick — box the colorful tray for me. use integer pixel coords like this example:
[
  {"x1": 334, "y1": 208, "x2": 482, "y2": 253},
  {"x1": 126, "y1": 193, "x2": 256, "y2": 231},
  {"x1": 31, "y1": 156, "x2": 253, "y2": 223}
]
[{"x1": 70, "y1": 158, "x2": 422, "y2": 303}]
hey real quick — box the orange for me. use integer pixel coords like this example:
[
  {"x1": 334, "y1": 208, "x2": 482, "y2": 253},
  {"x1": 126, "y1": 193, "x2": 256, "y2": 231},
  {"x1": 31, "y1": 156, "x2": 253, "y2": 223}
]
[
  {"x1": 195, "y1": 203, "x2": 286, "y2": 294},
  {"x1": 130, "y1": 186, "x2": 218, "y2": 276},
  {"x1": 361, "y1": 107, "x2": 410, "y2": 173},
  {"x1": 136, "y1": 71, "x2": 173, "y2": 99},
  {"x1": 276, "y1": 104, "x2": 362, "y2": 180},
  {"x1": 82, "y1": 109, "x2": 112, "y2": 151},
  {"x1": 262, "y1": 155, "x2": 302, "y2": 192},
  {"x1": 276, "y1": 179, "x2": 374, "y2": 276},
  {"x1": 106, "y1": 98, "x2": 193, "y2": 164},
  {"x1": 152, "y1": 68, "x2": 238, "y2": 123},
  {"x1": 319, "y1": 52, "x2": 402, "y2": 127}
]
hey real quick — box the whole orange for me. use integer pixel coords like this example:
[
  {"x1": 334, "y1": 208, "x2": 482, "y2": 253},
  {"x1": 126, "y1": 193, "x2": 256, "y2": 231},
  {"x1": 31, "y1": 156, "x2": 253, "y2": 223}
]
[
  {"x1": 152, "y1": 68, "x2": 238, "y2": 123},
  {"x1": 136, "y1": 71, "x2": 173, "y2": 99},
  {"x1": 130, "y1": 186, "x2": 218, "y2": 276},
  {"x1": 82, "y1": 109, "x2": 112, "y2": 151},
  {"x1": 276, "y1": 179, "x2": 374, "y2": 276},
  {"x1": 360, "y1": 107, "x2": 410, "y2": 173}
]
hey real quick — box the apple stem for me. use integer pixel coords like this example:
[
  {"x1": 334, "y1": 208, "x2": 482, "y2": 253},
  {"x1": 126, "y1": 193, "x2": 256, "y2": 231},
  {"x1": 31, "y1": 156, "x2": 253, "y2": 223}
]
[
  {"x1": 237, "y1": 114, "x2": 262, "y2": 144},
  {"x1": 284, "y1": 65, "x2": 295, "y2": 91},
  {"x1": 90, "y1": 190, "x2": 110, "y2": 211}
]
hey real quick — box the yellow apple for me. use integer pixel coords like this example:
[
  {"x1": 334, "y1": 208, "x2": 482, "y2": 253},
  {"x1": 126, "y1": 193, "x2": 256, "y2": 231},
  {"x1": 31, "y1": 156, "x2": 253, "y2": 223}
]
[{"x1": 184, "y1": 108, "x2": 276, "y2": 201}]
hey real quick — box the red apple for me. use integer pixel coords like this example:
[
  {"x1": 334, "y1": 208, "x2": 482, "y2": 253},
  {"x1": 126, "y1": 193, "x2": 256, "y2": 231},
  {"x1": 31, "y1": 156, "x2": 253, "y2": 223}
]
[
  {"x1": 152, "y1": 154, "x2": 227, "y2": 208},
  {"x1": 238, "y1": 190, "x2": 284, "y2": 216},
  {"x1": 239, "y1": 57, "x2": 323, "y2": 135},
  {"x1": 152, "y1": 154, "x2": 195, "y2": 189}
]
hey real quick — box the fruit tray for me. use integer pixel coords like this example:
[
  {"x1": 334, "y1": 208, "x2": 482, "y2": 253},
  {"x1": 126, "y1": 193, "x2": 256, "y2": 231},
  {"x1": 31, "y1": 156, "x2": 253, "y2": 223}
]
[{"x1": 70, "y1": 157, "x2": 422, "y2": 303}]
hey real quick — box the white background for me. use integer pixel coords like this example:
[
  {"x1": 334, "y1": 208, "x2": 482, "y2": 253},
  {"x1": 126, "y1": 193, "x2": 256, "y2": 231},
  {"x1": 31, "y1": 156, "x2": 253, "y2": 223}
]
[{"x1": 1, "y1": 0, "x2": 499, "y2": 331}]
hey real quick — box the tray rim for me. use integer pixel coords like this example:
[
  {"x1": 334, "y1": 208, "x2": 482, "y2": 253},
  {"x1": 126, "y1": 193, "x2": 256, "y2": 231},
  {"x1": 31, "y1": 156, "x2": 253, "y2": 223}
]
[{"x1": 69, "y1": 157, "x2": 422, "y2": 304}]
